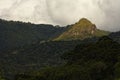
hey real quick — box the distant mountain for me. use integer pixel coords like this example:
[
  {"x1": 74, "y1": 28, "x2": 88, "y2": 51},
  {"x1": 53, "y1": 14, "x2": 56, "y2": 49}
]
[
  {"x1": 0, "y1": 19, "x2": 67, "y2": 52},
  {"x1": 55, "y1": 18, "x2": 110, "y2": 40}
]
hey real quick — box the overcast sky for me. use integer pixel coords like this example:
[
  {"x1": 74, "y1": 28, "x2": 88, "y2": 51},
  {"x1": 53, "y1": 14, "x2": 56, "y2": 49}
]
[{"x1": 0, "y1": 0, "x2": 120, "y2": 31}]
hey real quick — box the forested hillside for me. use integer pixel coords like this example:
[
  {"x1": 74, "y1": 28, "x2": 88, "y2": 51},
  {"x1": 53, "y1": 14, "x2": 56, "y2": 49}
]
[
  {"x1": 0, "y1": 38, "x2": 99, "y2": 79},
  {"x1": 0, "y1": 19, "x2": 67, "y2": 52},
  {"x1": 15, "y1": 36, "x2": 120, "y2": 80}
]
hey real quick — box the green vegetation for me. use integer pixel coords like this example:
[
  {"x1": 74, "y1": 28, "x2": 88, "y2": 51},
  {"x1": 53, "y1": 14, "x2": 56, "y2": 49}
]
[
  {"x1": 14, "y1": 36, "x2": 120, "y2": 80},
  {"x1": 0, "y1": 69, "x2": 5, "y2": 80},
  {"x1": 0, "y1": 39, "x2": 97, "y2": 78}
]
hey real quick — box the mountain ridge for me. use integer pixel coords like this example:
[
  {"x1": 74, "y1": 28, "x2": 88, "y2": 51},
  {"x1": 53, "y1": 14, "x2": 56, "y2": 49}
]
[{"x1": 0, "y1": 19, "x2": 67, "y2": 52}]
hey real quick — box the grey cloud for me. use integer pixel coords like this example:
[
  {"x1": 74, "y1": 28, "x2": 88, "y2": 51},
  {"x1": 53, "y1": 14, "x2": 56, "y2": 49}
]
[{"x1": 98, "y1": 0, "x2": 120, "y2": 31}]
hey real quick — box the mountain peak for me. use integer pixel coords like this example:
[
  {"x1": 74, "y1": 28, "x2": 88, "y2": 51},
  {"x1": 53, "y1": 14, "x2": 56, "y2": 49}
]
[
  {"x1": 75, "y1": 18, "x2": 96, "y2": 29},
  {"x1": 78, "y1": 18, "x2": 91, "y2": 23},
  {"x1": 55, "y1": 18, "x2": 109, "y2": 41}
]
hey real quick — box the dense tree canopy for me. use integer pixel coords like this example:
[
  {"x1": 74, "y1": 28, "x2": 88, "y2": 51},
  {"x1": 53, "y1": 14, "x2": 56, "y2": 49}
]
[{"x1": 15, "y1": 36, "x2": 120, "y2": 80}]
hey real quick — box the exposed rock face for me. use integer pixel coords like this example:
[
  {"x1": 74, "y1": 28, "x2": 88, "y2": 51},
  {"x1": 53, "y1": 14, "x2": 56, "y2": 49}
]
[
  {"x1": 91, "y1": 24, "x2": 97, "y2": 34},
  {"x1": 55, "y1": 18, "x2": 109, "y2": 40}
]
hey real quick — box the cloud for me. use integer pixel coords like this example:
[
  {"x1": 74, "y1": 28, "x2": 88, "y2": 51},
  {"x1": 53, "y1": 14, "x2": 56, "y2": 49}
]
[
  {"x1": 0, "y1": 0, "x2": 120, "y2": 31},
  {"x1": 98, "y1": 0, "x2": 120, "y2": 31},
  {"x1": 46, "y1": 0, "x2": 105, "y2": 26}
]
